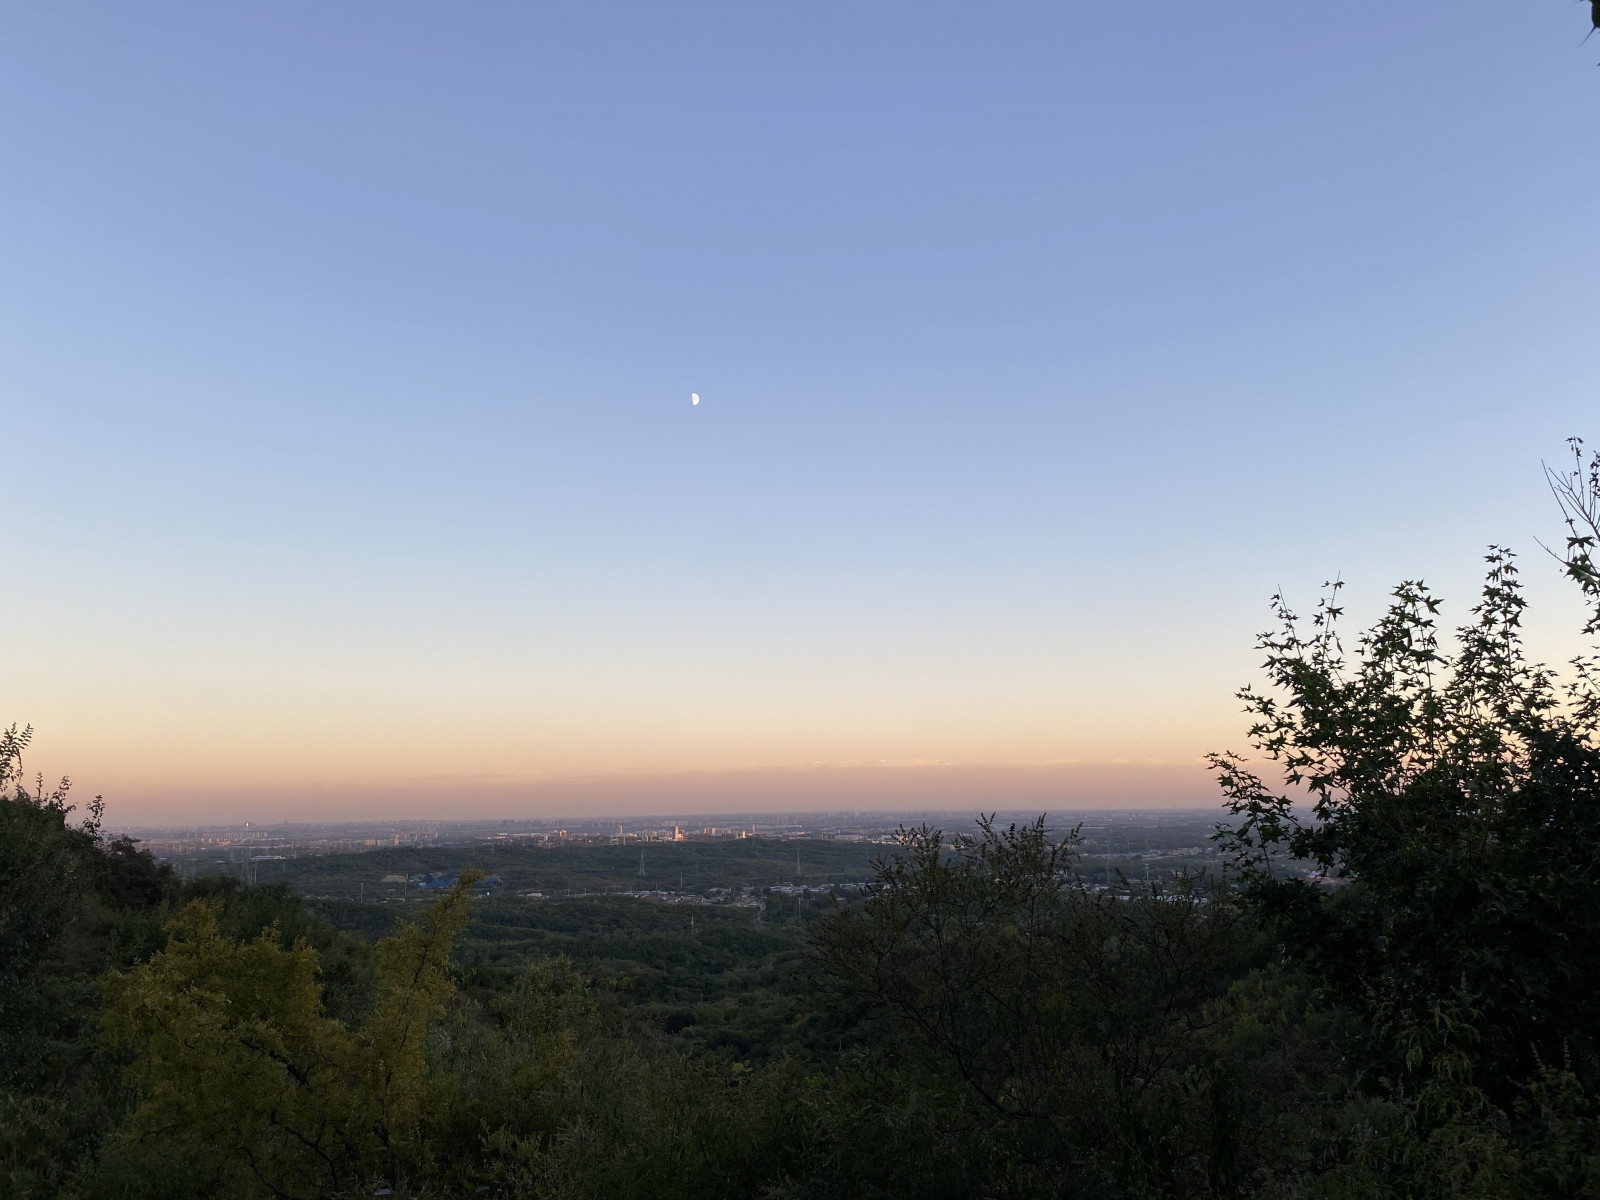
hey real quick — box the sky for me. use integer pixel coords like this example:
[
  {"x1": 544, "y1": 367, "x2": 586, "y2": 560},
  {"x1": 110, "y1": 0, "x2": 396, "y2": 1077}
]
[{"x1": 3, "y1": 3, "x2": 1599, "y2": 824}]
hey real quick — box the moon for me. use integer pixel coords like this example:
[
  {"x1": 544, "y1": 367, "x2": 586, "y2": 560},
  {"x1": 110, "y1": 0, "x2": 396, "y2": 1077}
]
[{"x1": 691, "y1": 393, "x2": 700, "y2": 405}]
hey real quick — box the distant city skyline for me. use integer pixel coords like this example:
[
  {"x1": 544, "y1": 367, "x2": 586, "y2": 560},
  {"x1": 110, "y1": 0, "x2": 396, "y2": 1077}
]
[{"x1": 4, "y1": 4, "x2": 1598, "y2": 822}]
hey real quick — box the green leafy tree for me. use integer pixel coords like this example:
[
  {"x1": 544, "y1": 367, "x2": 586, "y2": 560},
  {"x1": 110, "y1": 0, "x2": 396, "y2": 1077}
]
[
  {"x1": 813, "y1": 817, "x2": 1253, "y2": 1198},
  {"x1": 100, "y1": 873, "x2": 477, "y2": 1198},
  {"x1": 1212, "y1": 548, "x2": 1600, "y2": 1114},
  {"x1": 1210, "y1": 445, "x2": 1600, "y2": 1193},
  {"x1": 0, "y1": 724, "x2": 107, "y2": 1086},
  {"x1": 0, "y1": 724, "x2": 177, "y2": 1197}
]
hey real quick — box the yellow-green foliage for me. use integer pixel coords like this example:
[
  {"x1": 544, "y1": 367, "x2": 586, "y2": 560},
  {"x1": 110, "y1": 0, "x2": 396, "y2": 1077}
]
[{"x1": 100, "y1": 874, "x2": 477, "y2": 1199}]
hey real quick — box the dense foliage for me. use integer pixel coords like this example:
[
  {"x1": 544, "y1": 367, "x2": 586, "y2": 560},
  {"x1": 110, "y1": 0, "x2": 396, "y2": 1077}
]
[{"x1": 5, "y1": 445, "x2": 1600, "y2": 1197}]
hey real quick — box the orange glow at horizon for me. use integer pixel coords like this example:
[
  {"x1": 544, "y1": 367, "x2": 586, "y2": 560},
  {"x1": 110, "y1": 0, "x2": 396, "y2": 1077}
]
[
  {"x1": 12, "y1": 683, "x2": 1239, "y2": 824},
  {"x1": 90, "y1": 760, "x2": 1223, "y2": 826}
]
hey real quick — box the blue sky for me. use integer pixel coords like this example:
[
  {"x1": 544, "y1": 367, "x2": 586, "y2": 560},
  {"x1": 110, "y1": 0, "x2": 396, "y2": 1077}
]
[{"x1": 3, "y1": 3, "x2": 1598, "y2": 820}]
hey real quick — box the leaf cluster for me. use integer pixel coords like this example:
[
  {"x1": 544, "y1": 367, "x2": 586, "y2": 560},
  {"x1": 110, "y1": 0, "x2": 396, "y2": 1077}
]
[
  {"x1": 813, "y1": 817, "x2": 1257, "y2": 1197},
  {"x1": 96, "y1": 874, "x2": 479, "y2": 1199},
  {"x1": 1212, "y1": 544, "x2": 1600, "y2": 1120}
]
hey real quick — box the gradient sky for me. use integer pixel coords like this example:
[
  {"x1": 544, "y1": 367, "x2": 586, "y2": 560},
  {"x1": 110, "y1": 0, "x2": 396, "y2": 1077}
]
[{"x1": 4, "y1": 3, "x2": 1599, "y2": 823}]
